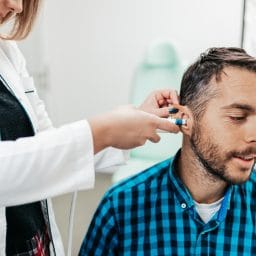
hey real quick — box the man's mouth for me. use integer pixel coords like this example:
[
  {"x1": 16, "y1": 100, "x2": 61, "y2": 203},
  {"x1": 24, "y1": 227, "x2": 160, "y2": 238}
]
[
  {"x1": 232, "y1": 154, "x2": 256, "y2": 169},
  {"x1": 234, "y1": 155, "x2": 255, "y2": 161}
]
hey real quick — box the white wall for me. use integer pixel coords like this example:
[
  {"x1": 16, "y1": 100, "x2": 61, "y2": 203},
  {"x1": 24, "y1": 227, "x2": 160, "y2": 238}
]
[
  {"x1": 18, "y1": 0, "x2": 243, "y2": 254},
  {"x1": 22, "y1": 0, "x2": 243, "y2": 126}
]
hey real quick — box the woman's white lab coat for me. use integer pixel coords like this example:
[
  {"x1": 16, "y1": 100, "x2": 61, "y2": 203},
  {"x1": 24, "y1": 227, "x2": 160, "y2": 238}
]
[{"x1": 0, "y1": 39, "x2": 124, "y2": 255}]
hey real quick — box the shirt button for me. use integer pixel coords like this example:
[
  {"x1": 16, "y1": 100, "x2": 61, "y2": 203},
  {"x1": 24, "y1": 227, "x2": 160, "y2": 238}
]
[{"x1": 181, "y1": 203, "x2": 187, "y2": 209}]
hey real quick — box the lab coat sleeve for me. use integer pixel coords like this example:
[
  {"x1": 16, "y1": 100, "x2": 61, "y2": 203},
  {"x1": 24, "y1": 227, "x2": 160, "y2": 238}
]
[
  {"x1": 0, "y1": 119, "x2": 95, "y2": 207},
  {"x1": 94, "y1": 148, "x2": 128, "y2": 172}
]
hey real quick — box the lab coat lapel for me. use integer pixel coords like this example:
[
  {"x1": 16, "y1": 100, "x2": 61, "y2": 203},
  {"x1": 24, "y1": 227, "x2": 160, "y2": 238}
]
[{"x1": 0, "y1": 46, "x2": 39, "y2": 132}]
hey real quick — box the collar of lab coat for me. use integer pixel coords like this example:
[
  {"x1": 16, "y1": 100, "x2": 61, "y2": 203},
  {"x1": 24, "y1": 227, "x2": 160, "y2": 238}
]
[{"x1": 0, "y1": 45, "x2": 39, "y2": 133}]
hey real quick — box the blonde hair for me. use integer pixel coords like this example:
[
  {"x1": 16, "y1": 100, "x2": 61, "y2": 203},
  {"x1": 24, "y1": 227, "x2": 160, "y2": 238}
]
[{"x1": 1, "y1": 0, "x2": 40, "y2": 40}]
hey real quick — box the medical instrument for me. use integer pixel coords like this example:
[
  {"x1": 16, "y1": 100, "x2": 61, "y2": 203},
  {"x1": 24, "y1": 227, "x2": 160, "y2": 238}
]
[
  {"x1": 168, "y1": 118, "x2": 186, "y2": 125},
  {"x1": 157, "y1": 118, "x2": 186, "y2": 133},
  {"x1": 169, "y1": 108, "x2": 179, "y2": 114},
  {"x1": 67, "y1": 191, "x2": 77, "y2": 256}
]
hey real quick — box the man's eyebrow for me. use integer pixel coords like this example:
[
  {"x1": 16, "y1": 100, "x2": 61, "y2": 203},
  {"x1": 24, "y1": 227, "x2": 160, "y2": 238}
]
[{"x1": 221, "y1": 103, "x2": 255, "y2": 112}]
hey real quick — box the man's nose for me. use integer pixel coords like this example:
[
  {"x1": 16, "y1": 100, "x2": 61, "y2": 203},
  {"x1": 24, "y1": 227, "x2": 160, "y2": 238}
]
[
  {"x1": 244, "y1": 117, "x2": 256, "y2": 143},
  {"x1": 6, "y1": 0, "x2": 23, "y2": 14}
]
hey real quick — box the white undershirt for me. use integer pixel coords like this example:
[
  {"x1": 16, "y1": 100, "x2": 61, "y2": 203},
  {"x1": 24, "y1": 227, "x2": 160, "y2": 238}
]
[{"x1": 194, "y1": 197, "x2": 224, "y2": 223}]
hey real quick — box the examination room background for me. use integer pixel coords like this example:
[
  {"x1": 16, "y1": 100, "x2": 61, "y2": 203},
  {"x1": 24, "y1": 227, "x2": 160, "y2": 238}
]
[{"x1": 15, "y1": 0, "x2": 244, "y2": 254}]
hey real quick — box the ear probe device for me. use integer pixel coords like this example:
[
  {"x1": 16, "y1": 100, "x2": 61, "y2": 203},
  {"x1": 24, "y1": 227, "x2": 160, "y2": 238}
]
[
  {"x1": 168, "y1": 117, "x2": 187, "y2": 125},
  {"x1": 157, "y1": 118, "x2": 187, "y2": 133}
]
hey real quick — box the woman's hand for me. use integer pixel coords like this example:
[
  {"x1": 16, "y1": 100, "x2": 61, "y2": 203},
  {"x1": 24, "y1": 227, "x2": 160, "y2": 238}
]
[
  {"x1": 89, "y1": 105, "x2": 180, "y2": 154},
  {"x1": 139, "y1": 89, "x2": 179, "y2": 117}
]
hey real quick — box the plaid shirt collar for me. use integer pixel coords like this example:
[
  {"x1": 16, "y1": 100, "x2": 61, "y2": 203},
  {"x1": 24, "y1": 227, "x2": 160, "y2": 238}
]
[{"x1": 168, "y1": 150, "x2": 233, "y2": 224}]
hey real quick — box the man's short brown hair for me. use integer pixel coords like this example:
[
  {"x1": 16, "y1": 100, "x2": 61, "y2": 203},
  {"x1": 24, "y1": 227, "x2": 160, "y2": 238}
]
[{"x1": 180, "y1": 47, "x2": 256, "y2": 120}]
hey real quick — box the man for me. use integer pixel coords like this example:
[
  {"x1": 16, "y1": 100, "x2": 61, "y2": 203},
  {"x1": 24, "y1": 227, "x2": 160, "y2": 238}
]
[{"x1": 79, "y1": 47, "x2": 256, "y2": 255}]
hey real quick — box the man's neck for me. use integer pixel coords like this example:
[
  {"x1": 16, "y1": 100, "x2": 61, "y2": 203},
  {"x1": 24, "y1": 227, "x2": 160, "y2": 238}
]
[{"x1": 177, "y1": 144, "x2": 228, "y2": 204}]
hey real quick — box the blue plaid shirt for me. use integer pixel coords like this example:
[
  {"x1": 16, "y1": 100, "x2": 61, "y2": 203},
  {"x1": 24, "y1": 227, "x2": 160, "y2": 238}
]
[{"x1": 79, "y1": 152, "x2": 256, "y2": 255}]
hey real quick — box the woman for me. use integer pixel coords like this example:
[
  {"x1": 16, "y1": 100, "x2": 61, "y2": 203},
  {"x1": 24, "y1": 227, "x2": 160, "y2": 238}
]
[{"x1": 0, "y1": 0, "x2": 180, "y2": 255}]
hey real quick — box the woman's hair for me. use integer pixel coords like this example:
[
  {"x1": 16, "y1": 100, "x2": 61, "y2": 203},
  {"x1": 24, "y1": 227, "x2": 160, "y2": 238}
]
[{"x1": 1, "y1": 0, "x2": 40, "y2": 40}]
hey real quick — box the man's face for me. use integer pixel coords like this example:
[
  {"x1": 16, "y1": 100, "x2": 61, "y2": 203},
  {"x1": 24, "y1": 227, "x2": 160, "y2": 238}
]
[{"x1": 190, "y1": 66, "x2": 256, "y2": 185}]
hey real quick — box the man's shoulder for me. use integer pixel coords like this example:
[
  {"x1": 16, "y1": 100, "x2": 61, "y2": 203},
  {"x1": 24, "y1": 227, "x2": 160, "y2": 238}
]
[{"x1": 105, "y1": 158, "x2": 172, "y2": 199}]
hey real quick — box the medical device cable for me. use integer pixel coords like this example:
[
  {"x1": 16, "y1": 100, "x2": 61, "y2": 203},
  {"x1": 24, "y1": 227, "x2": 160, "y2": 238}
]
[{"x1": 67, "y1": 191, "x2": 78, "y2": 256}]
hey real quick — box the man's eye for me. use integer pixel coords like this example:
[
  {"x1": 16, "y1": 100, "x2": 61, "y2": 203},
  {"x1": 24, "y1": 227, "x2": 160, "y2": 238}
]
[{"x1": 230, "y1": 116, "x2": 246, "y2": 121}]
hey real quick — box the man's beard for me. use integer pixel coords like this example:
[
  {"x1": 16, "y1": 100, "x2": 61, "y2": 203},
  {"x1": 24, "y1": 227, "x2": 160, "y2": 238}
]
[{"x1": 190, "y1": 124, "x2": 256, "y2": 185}]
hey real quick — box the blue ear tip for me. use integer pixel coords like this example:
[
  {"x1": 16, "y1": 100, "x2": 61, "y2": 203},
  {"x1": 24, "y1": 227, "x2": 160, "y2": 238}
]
[{"x1": 175, "y1": 119, "x2": 186, "y2": 126}]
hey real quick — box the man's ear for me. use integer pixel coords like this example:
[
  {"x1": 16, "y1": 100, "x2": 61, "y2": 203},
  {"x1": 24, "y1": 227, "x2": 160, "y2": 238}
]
[{"x1": 172, "y1": 104, "x2": 194, "y2": 136}]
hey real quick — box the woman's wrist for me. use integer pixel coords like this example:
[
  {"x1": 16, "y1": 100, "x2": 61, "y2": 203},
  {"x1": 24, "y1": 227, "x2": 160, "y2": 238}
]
[{"x1": 89, "y1": 115, "x2": 112, "y2": 154}]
